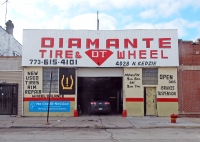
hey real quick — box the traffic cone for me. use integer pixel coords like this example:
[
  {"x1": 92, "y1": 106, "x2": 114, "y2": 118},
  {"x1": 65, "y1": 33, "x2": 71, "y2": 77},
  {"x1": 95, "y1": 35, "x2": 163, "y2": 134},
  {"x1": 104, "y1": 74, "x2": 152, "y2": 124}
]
[
  {"x1": 74, "y1": 110, "x2": 78, "y2": 117},
  {"x1": 122, "y1": 110, "x2": 127, "y2": 117}
]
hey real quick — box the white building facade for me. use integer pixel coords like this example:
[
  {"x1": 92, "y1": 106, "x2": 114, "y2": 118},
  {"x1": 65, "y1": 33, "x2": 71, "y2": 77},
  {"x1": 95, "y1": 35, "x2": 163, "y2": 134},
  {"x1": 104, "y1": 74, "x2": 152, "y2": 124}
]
[{"x1": 22, "y1": 29, "x2": 179, "y2": 117}]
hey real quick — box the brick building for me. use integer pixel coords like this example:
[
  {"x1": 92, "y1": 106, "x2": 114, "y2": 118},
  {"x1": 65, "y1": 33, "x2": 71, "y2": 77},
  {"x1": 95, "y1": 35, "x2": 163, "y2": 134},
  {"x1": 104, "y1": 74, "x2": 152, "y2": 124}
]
[{"x1": 178, "y1": 38, "x2": 200, "y2": 117}]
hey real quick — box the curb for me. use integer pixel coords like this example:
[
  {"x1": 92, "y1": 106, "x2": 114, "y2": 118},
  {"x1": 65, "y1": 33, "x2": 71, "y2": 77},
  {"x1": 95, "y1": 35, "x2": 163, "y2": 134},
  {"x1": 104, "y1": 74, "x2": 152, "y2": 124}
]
[
  {"x1": 139, "y1": 126, "x2": 200, "y2": 129},
  {"x1": 8, "y1": 126, "x2": 134, "y2": 129},
  {"x1": 1, "y1": 125, "x2": 200, "y2": 129}
]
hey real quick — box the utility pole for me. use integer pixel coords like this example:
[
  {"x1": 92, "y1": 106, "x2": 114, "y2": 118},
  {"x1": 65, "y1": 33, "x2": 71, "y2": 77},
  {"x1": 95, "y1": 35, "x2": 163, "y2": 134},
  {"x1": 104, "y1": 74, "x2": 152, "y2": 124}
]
[
  {"x1": 97, "y1": 11, "x2": 99, "y2": 30},
  {"x1": 1, "y1": 0, "x2": 9, "y2": 23},
  {"x1": 46, "y1": 71, "x2": 52, "y2": 125}
]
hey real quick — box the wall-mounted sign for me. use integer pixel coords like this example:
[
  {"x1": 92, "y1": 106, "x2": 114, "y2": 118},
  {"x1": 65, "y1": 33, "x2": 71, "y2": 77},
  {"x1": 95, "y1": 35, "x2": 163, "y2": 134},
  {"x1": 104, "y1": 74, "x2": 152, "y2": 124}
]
[
  {"x1": 22, "y1": 29, "x2": 178, "y2": 67},
  {"x1": 29, "y1": 101, "x2": 70, "y2": 112},
  {"x1": 59, "y1": 68, "x2": 75, "y2": 94},
  {"x1": 24, "y1": 70, "x2": 42, "y2": 97}
]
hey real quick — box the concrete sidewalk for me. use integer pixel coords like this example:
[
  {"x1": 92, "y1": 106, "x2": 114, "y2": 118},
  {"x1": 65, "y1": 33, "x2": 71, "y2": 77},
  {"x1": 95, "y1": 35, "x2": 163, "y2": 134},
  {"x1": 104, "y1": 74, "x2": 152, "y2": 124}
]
[{"x1": 0, "y1": 115, "x2": 200, "y2": 129}]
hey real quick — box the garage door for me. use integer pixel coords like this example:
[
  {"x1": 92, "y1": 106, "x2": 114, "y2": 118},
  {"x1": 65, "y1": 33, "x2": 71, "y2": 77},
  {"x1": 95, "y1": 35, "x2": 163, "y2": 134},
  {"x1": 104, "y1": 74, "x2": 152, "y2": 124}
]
[
  {"x1": 77, "y1": 68, "x2": 123, "y2": 77},
  {"x1": 77, "y1": 68, "x2": 123, "y2": 115}
]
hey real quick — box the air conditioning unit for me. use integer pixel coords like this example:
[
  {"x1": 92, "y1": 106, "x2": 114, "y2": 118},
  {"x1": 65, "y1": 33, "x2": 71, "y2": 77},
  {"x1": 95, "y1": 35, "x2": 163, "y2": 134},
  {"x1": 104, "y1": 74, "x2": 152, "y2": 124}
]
[{"x1": 191, "y1": 39, "x2": 200, "y2": 45}]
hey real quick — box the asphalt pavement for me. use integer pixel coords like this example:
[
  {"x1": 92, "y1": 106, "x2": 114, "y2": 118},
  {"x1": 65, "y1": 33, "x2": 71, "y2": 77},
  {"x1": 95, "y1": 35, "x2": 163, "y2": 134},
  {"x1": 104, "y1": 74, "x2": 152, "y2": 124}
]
[{"x1": 0, "y1": 115, "x2": 200, "y2": 129}]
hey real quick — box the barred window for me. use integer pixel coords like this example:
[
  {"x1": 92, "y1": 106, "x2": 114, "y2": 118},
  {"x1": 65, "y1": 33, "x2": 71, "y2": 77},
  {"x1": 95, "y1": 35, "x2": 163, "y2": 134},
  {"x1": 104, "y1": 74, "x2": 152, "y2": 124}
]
[
  {"x1": 43, "y1": 68, "x2": 58, "y2": 93},
  {"x1": 142, "y1": 68, "x2": 158, "y2": 85}
]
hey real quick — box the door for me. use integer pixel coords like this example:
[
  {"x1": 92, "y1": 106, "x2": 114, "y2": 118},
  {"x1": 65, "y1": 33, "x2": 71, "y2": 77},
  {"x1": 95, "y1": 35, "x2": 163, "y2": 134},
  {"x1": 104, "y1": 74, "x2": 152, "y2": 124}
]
[
  {"x1": 145, "y1": 87, "x2": 156, "y2": 116},
  {"x1": 0, "y1": 84, "x2": 18, "y2": 115}
]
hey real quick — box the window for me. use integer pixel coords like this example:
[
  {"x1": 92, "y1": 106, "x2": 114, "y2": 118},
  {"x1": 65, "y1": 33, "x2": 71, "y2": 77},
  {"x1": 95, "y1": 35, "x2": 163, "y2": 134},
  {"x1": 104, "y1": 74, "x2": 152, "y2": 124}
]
[
  {"x1": 142, "y1": 68, "x2": 158, "y2": 85},
  {"x1": 43, "y1": 68, "x2": 58, "y2": 93}
]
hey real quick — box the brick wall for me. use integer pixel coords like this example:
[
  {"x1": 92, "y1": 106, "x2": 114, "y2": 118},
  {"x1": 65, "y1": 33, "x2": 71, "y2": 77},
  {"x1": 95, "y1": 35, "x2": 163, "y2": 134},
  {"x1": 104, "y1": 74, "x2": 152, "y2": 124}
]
[
  {"x1": 178, "y1": 40, "x2": 200, "y2": 116},
  {"x1": 179, "y1": 40, "x2": 200, "y2": 65}
]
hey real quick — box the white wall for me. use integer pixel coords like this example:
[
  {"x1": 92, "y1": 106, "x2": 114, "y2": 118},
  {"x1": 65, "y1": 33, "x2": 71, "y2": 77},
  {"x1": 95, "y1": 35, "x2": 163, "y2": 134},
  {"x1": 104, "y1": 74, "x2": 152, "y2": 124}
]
[{"x1": 0, "y1": 26, "x2": 22, "y2": 56}]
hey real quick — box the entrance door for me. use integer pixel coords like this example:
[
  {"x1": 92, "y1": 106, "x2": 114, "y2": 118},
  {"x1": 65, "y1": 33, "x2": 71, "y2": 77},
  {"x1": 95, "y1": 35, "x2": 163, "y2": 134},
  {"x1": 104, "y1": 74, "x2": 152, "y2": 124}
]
[
  {"x1": 0, "y1": 84, "x2": 18, "y2": 115},
  {"x1": 145, "y1": 87, "x2": 156, "y2": 116}
]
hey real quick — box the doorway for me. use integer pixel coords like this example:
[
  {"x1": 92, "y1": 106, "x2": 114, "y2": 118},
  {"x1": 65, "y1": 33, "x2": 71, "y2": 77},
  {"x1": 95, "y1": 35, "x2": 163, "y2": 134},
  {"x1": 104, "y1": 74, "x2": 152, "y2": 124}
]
[
  {"x1": 144, "y1": 87, "x2": 157, "y2": 116},
  {"x1": 77, "y1": 77, "x2": 123, "y2": 115},
  {"x1": 0, "y1": 84, "x2": 18, "y2": 115}
]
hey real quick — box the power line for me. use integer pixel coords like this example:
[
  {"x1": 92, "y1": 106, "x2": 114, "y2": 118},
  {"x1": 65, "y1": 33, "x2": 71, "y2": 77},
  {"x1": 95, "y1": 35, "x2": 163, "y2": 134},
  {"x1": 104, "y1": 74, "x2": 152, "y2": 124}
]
[{"x1": 97, "y1": 11, "x2": 99, "y2": 30}]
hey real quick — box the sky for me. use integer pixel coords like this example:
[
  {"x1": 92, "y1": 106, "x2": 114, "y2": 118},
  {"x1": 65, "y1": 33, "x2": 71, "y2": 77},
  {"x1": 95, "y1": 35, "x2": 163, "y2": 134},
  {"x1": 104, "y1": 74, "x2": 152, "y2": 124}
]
[{"x1": 0, "y1": 0, "x2": 200, "y2": 44}]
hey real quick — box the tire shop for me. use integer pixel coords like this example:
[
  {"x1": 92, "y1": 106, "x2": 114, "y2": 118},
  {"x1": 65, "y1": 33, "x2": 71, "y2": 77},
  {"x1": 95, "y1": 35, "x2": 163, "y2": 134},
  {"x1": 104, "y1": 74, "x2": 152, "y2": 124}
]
[{"x1": 22, "y1": 29, "x2": 179, "y2": 117}]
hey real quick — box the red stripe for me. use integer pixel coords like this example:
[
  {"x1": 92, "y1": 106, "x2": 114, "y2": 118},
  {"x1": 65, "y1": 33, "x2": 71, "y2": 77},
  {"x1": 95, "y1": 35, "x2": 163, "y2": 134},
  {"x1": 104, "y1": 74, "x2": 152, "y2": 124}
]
[
  {"x1": 126, "y1": 98, "x2": 178, "y2": 102},
  {"x1": 23, "y1": 97, "x2": 75, "y2": 101},
  {"x1": 157, "y1": 98, "x2": 178, "y2": 102},
  {"x1": 126, "y1": 98, "x2": 143, "y2": 102},
  {"x1": 23, "y1": 98, "x2": 177, "y2": 102}
]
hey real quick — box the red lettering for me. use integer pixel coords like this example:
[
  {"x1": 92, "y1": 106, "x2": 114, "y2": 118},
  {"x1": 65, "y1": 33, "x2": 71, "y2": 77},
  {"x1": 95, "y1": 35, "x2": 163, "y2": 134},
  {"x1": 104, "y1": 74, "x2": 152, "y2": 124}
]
[
  {"x1": 86, "y1": 39, "x2": 99, "y2": 49},
  {"x1": 117, "y1": 51, "x2": 125, "y2": 59},
  {"x1": 41, "y1": 38, "x2": 54, "y2": 48},
  {"x1": 124, "y1": 39, "x2": 137, "y2": 48},
  {"x1": 128, "y1": 50, "x2": 136, "y2": 59},
  {"x1": 39, "y1": 50, "x2": 46, "y2": 58},
  {"x1": 159, "y1": 38, "x2": 171, "y2": 48},
  {"x1": 65, "y1": 50, "x2": 73, "y2": 58},
  {"x1": 106, "y1": 39, "x2": 119, "y2": 49},
  {"x1": 59, "y1": 38, "x2": 63, "y2": 48},
  {"x1": 92, "y1": 51, "x2": 98, "y2": 57},
  {"x1": 161, "y1": 50, "x2": 168, "y2": 58},
  {"x1": 150, "y1": 50, "x2": 158, "y2": 58},
  {"x1": 143, "y1": 38, "x2": 153, "y2": 48},
  {"x1": 56, "y1": 50, "x2": 63, "y2": 58},
  {"x1": 139, "y1": 50, "x2": 146, "y2": 59},
  {"x1": 50, "y1": 50, "x2": 52, "y2": 58},
  {"x1": 68, "y1": 38, "x2": 81, "y2": 48}
]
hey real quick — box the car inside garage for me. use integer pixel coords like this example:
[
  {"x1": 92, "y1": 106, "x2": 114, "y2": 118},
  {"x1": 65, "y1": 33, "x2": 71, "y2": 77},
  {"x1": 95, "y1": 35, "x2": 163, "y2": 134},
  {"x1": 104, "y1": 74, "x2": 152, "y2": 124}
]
[{"x1": 77, "y1": 77, "x2": 123, "y2": 115}]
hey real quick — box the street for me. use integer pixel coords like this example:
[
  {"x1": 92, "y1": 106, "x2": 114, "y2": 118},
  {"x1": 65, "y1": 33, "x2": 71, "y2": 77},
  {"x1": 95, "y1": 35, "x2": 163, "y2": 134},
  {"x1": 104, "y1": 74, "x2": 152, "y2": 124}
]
[{"x1": 0, "y1": 128, "x2": 200, "y2": 142}]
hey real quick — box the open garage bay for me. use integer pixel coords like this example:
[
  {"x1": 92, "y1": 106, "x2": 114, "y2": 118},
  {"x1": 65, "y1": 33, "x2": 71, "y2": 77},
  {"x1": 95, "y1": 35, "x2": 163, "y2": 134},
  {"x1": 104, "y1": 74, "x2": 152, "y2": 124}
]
[{"x1": 77, "y1": 77, "x2": 123, "y2": 115}]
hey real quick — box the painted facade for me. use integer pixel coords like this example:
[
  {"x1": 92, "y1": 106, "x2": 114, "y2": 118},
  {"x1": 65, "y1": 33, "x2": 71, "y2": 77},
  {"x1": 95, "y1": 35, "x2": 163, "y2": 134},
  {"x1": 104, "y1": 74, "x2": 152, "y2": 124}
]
[
  {"x1": 23, "y1": 67, "x2": 75, "y2": 116},
  {"x1": 124, "y1": 68, "x2": 178, "y2": 117},
  {"x1": 0, "y1": 57, "x2": 23, "y2": 116},
  {"x1": 0, "y1": 25, "x2": 22, "y2": 116},
  {"x1": 22, "y1": 29, "x2": 179, "y2": 117},
  {"x1": 0, "y1": 26, "x2": 21, "y2": 56}
]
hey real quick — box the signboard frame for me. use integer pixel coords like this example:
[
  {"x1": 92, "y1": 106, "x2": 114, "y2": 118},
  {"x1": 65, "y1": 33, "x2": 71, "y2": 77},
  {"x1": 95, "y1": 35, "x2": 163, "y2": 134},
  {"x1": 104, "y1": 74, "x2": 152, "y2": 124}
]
[{"x1": 22, "y1": 29, "x2": 179, "y2": 67}]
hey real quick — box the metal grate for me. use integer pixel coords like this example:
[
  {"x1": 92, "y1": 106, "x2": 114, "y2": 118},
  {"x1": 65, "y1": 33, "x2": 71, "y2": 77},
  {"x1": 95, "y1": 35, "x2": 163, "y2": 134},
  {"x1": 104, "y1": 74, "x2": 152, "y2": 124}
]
[
  {"x1": 142, "y1": 68, "x2": 158, "y2": 85},
  {"x1": 43, "y1": 68, "x2": 58, "y2": 93},
  {"x1": 0, "y1": 84, "x2": 18, "y2": 115}
]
